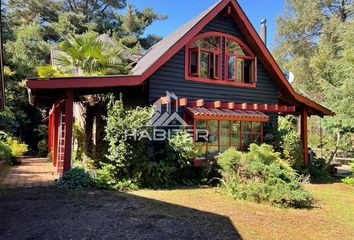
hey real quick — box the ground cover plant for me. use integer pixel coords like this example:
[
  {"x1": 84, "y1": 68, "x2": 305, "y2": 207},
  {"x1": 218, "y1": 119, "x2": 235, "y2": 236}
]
[{"x1": 217, "y1": 144, "x2": 313, "y2": 208}]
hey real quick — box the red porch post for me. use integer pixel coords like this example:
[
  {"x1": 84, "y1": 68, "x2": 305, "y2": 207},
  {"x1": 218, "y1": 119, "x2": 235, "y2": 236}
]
[
  {"x1": 300, "y1": 109, "x2": 309, "y2": 165},
  {"x1": 63, "y1": 89, "x2": 74, "y2": 172},
  {"x1": 48, "y1": 110, "x2": 52, "y2": 155},
  {"x1": 53, "y1": 105, "x2": 59, "y2": 167}
]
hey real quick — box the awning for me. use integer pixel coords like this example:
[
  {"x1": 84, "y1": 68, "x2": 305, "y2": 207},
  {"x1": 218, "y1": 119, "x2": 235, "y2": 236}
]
[{"x1": 186, "y1": 107, "x2": 270, "y2": 122}]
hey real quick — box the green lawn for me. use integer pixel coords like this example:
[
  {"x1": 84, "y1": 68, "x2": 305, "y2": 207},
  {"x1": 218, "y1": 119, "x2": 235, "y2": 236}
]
[{"x1": 130, "y1": 183, "x2": 354, "y2": 240}]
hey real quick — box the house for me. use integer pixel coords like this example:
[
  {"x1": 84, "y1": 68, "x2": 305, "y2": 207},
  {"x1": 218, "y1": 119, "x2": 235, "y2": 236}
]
[{"x1": 26, "y1": 0, "x2": 334, "y2": 173}]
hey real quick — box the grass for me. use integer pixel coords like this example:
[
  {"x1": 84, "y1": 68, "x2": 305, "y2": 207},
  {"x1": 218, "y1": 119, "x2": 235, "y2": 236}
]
[{"x1": 130, "y1": 183, "x2": 354, "y2": 240}]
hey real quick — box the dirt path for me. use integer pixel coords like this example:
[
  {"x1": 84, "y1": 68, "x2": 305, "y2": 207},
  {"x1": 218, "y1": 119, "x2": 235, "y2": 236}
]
[{"x1": 0, "y1": 158, "x2": 58, "y2": 188}]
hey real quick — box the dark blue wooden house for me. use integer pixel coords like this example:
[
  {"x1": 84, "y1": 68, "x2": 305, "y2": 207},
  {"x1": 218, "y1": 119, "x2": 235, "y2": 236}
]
[{"x1": 27, "y1": 0, "x2": 333, "y2": 173}]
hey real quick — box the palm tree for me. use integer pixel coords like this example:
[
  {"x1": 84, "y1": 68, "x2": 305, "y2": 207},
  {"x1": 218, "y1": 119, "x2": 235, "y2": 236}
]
[
  {"x1": 39, "y1": 31, "x2": 130, "y2": 162},
  {"x1": 55, "y1": 32, "x2": 129, "y2": 76}
]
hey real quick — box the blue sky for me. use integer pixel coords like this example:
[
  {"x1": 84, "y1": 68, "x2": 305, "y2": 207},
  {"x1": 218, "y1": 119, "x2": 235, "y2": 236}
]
[{"x1": 127, "y1": 0, "x2": 285, "y2": 48}]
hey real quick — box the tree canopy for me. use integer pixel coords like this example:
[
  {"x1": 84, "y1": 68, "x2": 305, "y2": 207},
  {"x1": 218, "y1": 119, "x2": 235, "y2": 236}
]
[
  {"x1": 273, "y1": 0, "x2": 354, "y2": 148},
  {"x1": 1, "y1": 0, "x2": 166, "y2": 150}
]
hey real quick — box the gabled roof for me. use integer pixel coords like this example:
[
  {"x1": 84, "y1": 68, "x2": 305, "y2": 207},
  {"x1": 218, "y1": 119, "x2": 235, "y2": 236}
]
[
  {"x1": 131, "y1": 1, "x2": 221, "y2": 75},
  {"x1": 131, "y1": 0, "x2": 333, "y2": 116},
  {"x1": 27, "y1": 0, "x2": 333, "y2": 116}
]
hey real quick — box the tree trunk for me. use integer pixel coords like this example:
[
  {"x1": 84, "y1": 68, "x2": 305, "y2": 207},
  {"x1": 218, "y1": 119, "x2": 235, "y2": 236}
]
[
  {"x1": 84, "y1": 103, "x2": 95, "y2": 157},
  {"x1": 326, "y1": 127, "x2": 341, "y2": 168},
  {"x1": 93, "y1": 101, "x2": 107, "y2": 163}
]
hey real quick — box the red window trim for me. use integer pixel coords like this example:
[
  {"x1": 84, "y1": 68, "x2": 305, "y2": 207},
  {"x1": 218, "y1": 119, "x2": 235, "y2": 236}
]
[
  {"x1": 224, "y1": 54, "x2": 257, "y2": 85},
  {"x1": 185, "y1": 32, "x2": 257, "y2": 88}
]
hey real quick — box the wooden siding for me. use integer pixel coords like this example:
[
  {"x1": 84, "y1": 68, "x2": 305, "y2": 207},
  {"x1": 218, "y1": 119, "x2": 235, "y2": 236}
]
[{"x1": 148, "y1": 13, "x2": 279, "y2": 106}]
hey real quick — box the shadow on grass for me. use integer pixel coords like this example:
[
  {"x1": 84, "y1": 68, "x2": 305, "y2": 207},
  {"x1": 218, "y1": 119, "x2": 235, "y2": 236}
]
[{"x1": 0, "y1": 187, "x2": 242, "y2": 240}]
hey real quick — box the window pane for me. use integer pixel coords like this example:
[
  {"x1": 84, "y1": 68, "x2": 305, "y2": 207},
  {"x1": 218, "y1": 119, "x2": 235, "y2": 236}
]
[
  {"x1": 252, "y1": 122, "x2": 261, "y2": 133},
  {"x1": 190, "y1": 50, "x2": 198, "y2": 75},
  {"x1": 244, "y1": 59, "x2": 252, "y2": 83},
  {"x1": 231, "y1": 121, "x2": 240, "y2": 132},
  {"x1": 253, "y1": 134, "x2": 261, "y2": 144},
  {"x1": 208, "y1": 132, "x2": 218, "y2": 145},
  {"x1": 227, "y1": 56, "x2": 236, "y2": 79},
  {"x1": 220, "y1": 134, "x2": 230, "y2": 145},
  {"x1": 220, "y1": 121, "x2": 230, "y2": 133},
  {"x1": 192, "y1": 36, "x2": 220, "y2": 50},
  {"x1": 196, "y1": 120, "x2": 207, "y2": 129},
  {"x1": 237, "y1": 58, "x2": 244, "y2": 82},
  {"x1": 200, "y1": 52, "x2": 210, "y2": 78},
  {"x1": 231, "y1": 133, "x2": 240, "y2": 146},
  {"x1": 242, "y1": 134, "x2": 252, "y2": 147},
  {"x1": 242, "y1": 122, "x2": 251, "y2": 133},
  {"x1": 208, "y1": 120, "x2": 218, "y2": 132},
  {"x1": 226, "y1": 39, "x2": 245, "y2": 55},
  {"x1": 214, "y1": 54, "x2": 219, "y2": 78},
  {"x1": 220, "y1": 145, "x2": 231, "y2": 152}
]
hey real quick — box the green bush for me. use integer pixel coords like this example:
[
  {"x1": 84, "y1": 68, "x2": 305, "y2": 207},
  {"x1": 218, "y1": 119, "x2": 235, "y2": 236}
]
[
  {"x1": 342, "y1": 177, "x2": 354, "y2": 186},
  {"x1": 142, "y1": 161, "x2": 177, "y2": 188},
  {"x1": 217, "y1": 144, "x2": 313, "y2": 208},
  {"x1": 100, "y1": 94, "x2": 154, "y2": 190},
  {"x1": 58, "y1": 167, "x2": 92, "y2": 190},
  {"x1": 306, "y1": 157, "x2": 332, "y2": 182},
  {"x1": 99, "y1": 95, "x2": 202, "y2": 190},
  {"x1": 37, "y1": 139, "x2": 48, "y2": 157},
  {"x1": 281, "y1": 131, "x2": 304, "y2": 170},
  {"x1": 0, "y1": 141, "x2": 12, "y2": 164},
  {"x1": 6, "y1": 137, "x2": 28, "y2": 157}
]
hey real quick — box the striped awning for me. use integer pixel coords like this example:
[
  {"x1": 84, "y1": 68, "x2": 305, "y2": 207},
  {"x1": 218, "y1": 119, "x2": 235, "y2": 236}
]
[{"x1": 186, "y1": 107, "x2": 270, "y2": 122}]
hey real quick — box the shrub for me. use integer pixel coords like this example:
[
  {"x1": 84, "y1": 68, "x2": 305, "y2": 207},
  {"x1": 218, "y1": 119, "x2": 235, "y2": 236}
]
[
  {"x1": 0, "y1": 141, "x2": 12, "y2": 164},
  {"x1": 142, "y1": 162, "x2": 177, "y2": 188},
  {"x1": 100, "y1": 95, "x2": 202, "y2": 190},
  {"x1": 306, "y1": 157, "x2": 332, "y2": 182},
  {"x1": 37, "y1": 139, "x2": 48, "y2": 157},
  {"x1": 217, "y1": 144, "x2": 313, "y2": 208},
  {"x1": 281, "y1": 131, "x2": 304, "y2": 170},
  {"x1": 342, "y1": 177, "x2": 354, "y2": 186},
  {"x1": 58, "y1": 167, "x2": 92, "y2": 190},
  {"x1": 6, "y1": 137, "x2": 28, "y2": 157},
  {"x1": 101, "y1": 94, "x2": 154, "y2": 190}
]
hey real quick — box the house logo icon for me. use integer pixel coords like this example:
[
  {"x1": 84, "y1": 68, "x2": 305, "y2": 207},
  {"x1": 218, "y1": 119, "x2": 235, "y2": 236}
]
[{"x1": 149, "y1": 91, "x2": 189, "y2": 127}]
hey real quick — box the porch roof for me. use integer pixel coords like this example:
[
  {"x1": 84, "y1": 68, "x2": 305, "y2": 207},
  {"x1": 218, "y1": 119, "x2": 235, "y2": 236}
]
[{"x1": 186, "y1": 107, "x2": 270, "y2": 122}]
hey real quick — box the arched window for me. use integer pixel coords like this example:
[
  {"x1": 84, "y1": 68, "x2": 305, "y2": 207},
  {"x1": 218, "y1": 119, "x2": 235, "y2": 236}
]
[
  {"x1": 185, "y1": 32, "x2": 257, "y2": 87},
  {"x1": 188, "y1": 35, "x2": 221, "y2": 79}
]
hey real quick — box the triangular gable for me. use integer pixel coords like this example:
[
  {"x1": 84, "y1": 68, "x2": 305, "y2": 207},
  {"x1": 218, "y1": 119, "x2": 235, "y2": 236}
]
[{"x1": 131, "y1": 0, "x2": 333, "y2": 116}]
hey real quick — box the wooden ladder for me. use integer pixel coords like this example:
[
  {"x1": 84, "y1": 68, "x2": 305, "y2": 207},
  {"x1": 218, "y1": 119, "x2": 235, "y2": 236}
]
[{"x1": 57, "y1": 111, "x2": 66, "y2": 173}]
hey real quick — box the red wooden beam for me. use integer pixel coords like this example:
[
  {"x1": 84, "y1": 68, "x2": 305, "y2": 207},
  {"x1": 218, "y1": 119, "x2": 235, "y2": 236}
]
[
  {"x1": 221, "y1": 102, "x2": 235, "y2": 109},
  {"x1": 278, "y1": 106, "x2": 287, "y2": 112},
  {"x1": 258, "y1": 104, "x2": 268, "y2": 111},
  {"x1": 287, "y1": 106, "x2": 296, "y2": 112},
  {"x1": 205, "y1": 101, "x2": 221, "y2": 108},
  {"x1": 268, "y1": 104, "x2": 278, "y2": 111},
  {"x1": 63, "y1": 90, "x2": 74, "y2": 172},
  {"x1": 160, "y1": 96, "x2": 169, "y2": 105},
  {"x1": 188, "y1": 99, "x2": 204, "y2": 107},
  {"x1": 178, "y1": 98, "x2": 188, "y2": 106},
  {"x1": 301, "y1": 109, "x2": 309, "y2": 165}
]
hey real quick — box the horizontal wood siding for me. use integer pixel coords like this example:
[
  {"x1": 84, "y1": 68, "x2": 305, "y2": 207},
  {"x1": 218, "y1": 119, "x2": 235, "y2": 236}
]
[{"x1": 148, "y1": 13, "x2": 279, "y2": 105}]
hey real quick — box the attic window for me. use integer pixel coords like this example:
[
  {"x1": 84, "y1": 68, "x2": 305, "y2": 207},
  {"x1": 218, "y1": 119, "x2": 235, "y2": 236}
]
[
  {"x1": 188, "y1": 36, "x2": 221, "y2": 79},
  {"x1": 186, "y1": 32, "x2": 257, "y2": 87}
]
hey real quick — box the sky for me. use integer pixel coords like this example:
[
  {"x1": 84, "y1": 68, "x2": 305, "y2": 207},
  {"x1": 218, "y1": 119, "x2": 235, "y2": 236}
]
[{"x1": 126, "y1": 0, "x2": 285, "y2": 48}]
